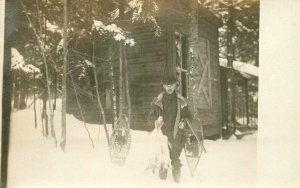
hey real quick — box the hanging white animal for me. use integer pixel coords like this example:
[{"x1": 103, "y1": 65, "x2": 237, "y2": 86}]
[{"x1": 145, "y1": 117, "x2": 171, "y2": 174}]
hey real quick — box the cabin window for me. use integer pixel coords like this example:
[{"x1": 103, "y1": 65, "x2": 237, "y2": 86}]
[{"x1": 175, "y1": 31, "x2": 188, "y2": 98}]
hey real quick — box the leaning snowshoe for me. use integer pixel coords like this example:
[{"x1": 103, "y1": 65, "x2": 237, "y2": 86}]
[
  {"x1": 109, "y1": 115, "x2": 131, "y2": 166},
  {"x1": 182, "y1": 118, "x2": 206, "y2": 176}
]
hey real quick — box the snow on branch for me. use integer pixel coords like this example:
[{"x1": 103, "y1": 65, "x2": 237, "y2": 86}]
[
  {"x1": 46, "y1": 20, "x2": 62, "y2": 34},
  {"x1": 11, "y1": 48, "x2": 40, "y2": 74},
  {"x1": 92, "y1": 20, "x2": 135, "y2": 46},
  {"x1": 235, "y1": 20, "x2": 253, "y2": 33},
  {"x1": 84, "y1": 59, "x2": 94, "y2": 67}
]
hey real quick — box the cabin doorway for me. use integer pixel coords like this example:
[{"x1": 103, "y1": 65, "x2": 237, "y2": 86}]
[{"x1": 175, "y1": 31, "x2": 188, "y2": 98}]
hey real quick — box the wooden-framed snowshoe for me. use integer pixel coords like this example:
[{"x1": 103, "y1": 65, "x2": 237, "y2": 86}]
[
  {"x1": 109, "y1": 115, "x2": 131, "y2": 166},
  {"x1": 182, "y1": 118, "x2": 206, "y2": 176}
]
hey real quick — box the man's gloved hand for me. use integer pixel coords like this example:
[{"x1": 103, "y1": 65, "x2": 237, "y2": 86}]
[{"x1": 155, "y1": 116, "x2": 164, "y2": 129}]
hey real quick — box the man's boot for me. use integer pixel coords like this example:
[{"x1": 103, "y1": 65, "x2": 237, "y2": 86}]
[
  {"x1": 172, "y1": 166, "x2": 181, "y2": 183},
  {"x1": 159, "y1": 167, "x2": 168, "y2": 180}
]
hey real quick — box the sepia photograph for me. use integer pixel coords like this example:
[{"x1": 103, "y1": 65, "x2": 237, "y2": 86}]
[{"x1": 4, "y1": 0, "x2": 290, "y2": 187}]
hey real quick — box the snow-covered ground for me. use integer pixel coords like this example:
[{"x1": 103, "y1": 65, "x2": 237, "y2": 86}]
[{"x1": 8, "y1": 100, "x2": 256, "y2": 188}]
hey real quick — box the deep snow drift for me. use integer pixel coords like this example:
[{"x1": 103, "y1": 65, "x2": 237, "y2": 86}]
[{"x1": 8, "y1": 100, "x2": 256, "y2": 188}]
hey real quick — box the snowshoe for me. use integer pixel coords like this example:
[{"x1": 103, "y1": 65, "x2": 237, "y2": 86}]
[
  {"x1": 182, "y1": 118, "x2": 206, "y2": 176},
  {"x1": 109, "y1": 115, "x2": 131, "y2": 166}
]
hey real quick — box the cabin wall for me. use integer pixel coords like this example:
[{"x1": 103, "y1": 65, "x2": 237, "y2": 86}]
[
  {"x1": 197, "y1": 17, "x2": 222, "y2": 137},
  {"x1": 178, "y1": 15, "x2": 222, "y2": 137},
  {"x1": 125, "y1": 24, "x2": 168, "y2": 130}
]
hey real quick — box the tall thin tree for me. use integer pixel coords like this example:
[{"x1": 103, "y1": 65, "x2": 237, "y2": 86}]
[
  {"x1": 226, "y1": 1, "x2": 237, "y2": 134},
  {"x1": 61, "y1": 0, "x2": 68, "y2": 151},
  {"x1": 123, "y1": 45, "x2": 131, "y2": 125},
  {"x1": 108, "y1": 45, "x2": 118, "y2": 127}
]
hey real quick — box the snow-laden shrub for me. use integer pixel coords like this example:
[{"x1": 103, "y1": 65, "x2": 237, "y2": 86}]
[{"x1": 11, "y1": 48, "x2": 40, "y2": 74}]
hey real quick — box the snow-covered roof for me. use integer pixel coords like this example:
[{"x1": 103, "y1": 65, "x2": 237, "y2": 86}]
[{"x1": 219, "y1": 58, "x2": 258, "y2": 78}]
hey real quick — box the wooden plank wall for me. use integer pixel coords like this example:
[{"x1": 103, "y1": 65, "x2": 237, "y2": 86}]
[
  {"x1": 197, "y1": 17, "x2": 222, "y2": 137},
  {"x1": 125, "y1": 24, "x2": 168, "y2": 130}
]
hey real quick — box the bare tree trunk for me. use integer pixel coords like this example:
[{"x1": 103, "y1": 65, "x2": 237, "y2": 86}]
[
  {"x1": 42, "y1": 94, "x2": 49, "y2": 137},
  {"x1": 92, "y1": 43, "x2": 110, "y2": 146},
  {"x1": 60, "y1": 0, "x2": 68, "y2": 151},
  {"x1": 226, "y1": 2, "x2": 236, "y2": 134},
  {"x1": 118, "y1": 0, "x2": 125, "y2": 121},
  {"x1": 108, "y1": 45, "x2": 118, "y2": 128},
  {"x1": 123, "y1": 45, "x2": 131, "y2": 126},
  {"x1": 40, "y1": 98, "x2": 45, "y2": 136},
  {"x1": 70, "y1": 74, "x2": 94, "y2": 148},
  {"x1": 53, "y1": 71, "x2": 57, "y2": 110},
  {"x1": 232, "y1": 84, "x2": 236, "y2": 133},
  {"x1": 244, "y1": 78, "x2": 249, "y2": 126},
  {"x1": 118, "y1": 43, "x2": 124, "y2": 120},
  {"x1": 13, "y1": 71, "x2": 20, "y2": 109},
  {"x1": 19, "y1": 73, "x2": 27, "y2": 109},
  {"x1": 33, "y1": 71, "x2": 37, "y2": 128}
]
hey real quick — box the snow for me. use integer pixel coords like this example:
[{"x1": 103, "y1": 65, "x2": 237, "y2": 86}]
[
  {"x1": 56, "y1": 39, "x2": 63, "y2": 52},
  {"x1": 46, "y1": 20, "x2": 62, "y2": 34},
  {"x1": 129, "y1": 0, "x2": 142, "y2": 9},
  {"x1": 11, "y1": 48, "x2": 25, "y2": 69},
  {"x1": 235, "y1": 20, "x2": 253, "y2": 33},
  {"x1": 219, "y1": 57, "x2": 259, "y2": 77},
  {"x1": 92, "y1": 20, "x2": 135, "y2": 46},
  {"x1": 8, "y1": 99, "x2": 256, "y2": 187},
  {"x1": 104, "y1": 24, "x2": 121, "y2": 33},
  {"x1": 11, "y1": 48, "x2": 40, "y2": 73},
  {"x1": 84, "y1": 59, "x2": 94, "y2": 67},
  {"x1": 114, "y1": 33, "x2": 126, "y2": 41},
  {"x1": 125, "y1": 39, "x2": 135, "y2": 46}
]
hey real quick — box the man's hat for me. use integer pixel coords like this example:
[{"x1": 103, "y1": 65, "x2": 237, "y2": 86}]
[{"x1": 162, "y1": 74, "x2": 177, "y2": 85}]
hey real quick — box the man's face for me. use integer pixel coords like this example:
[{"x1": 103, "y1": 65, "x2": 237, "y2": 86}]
[{"x1": 163, "y1": 83, "x2": 177, "y2": 94}]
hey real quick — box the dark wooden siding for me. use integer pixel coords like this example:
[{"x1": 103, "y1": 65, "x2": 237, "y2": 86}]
[
  {"x1": 197, "y1": 17, "x2": 222, "y2": 137},
  {"x1": 125, "y1": 24, "x2": 167, "y2": 130}
]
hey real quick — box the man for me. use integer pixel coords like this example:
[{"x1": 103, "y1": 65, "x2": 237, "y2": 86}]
[{"x1": 147, "y1": 74, "x2": 192, "y2": 183}]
